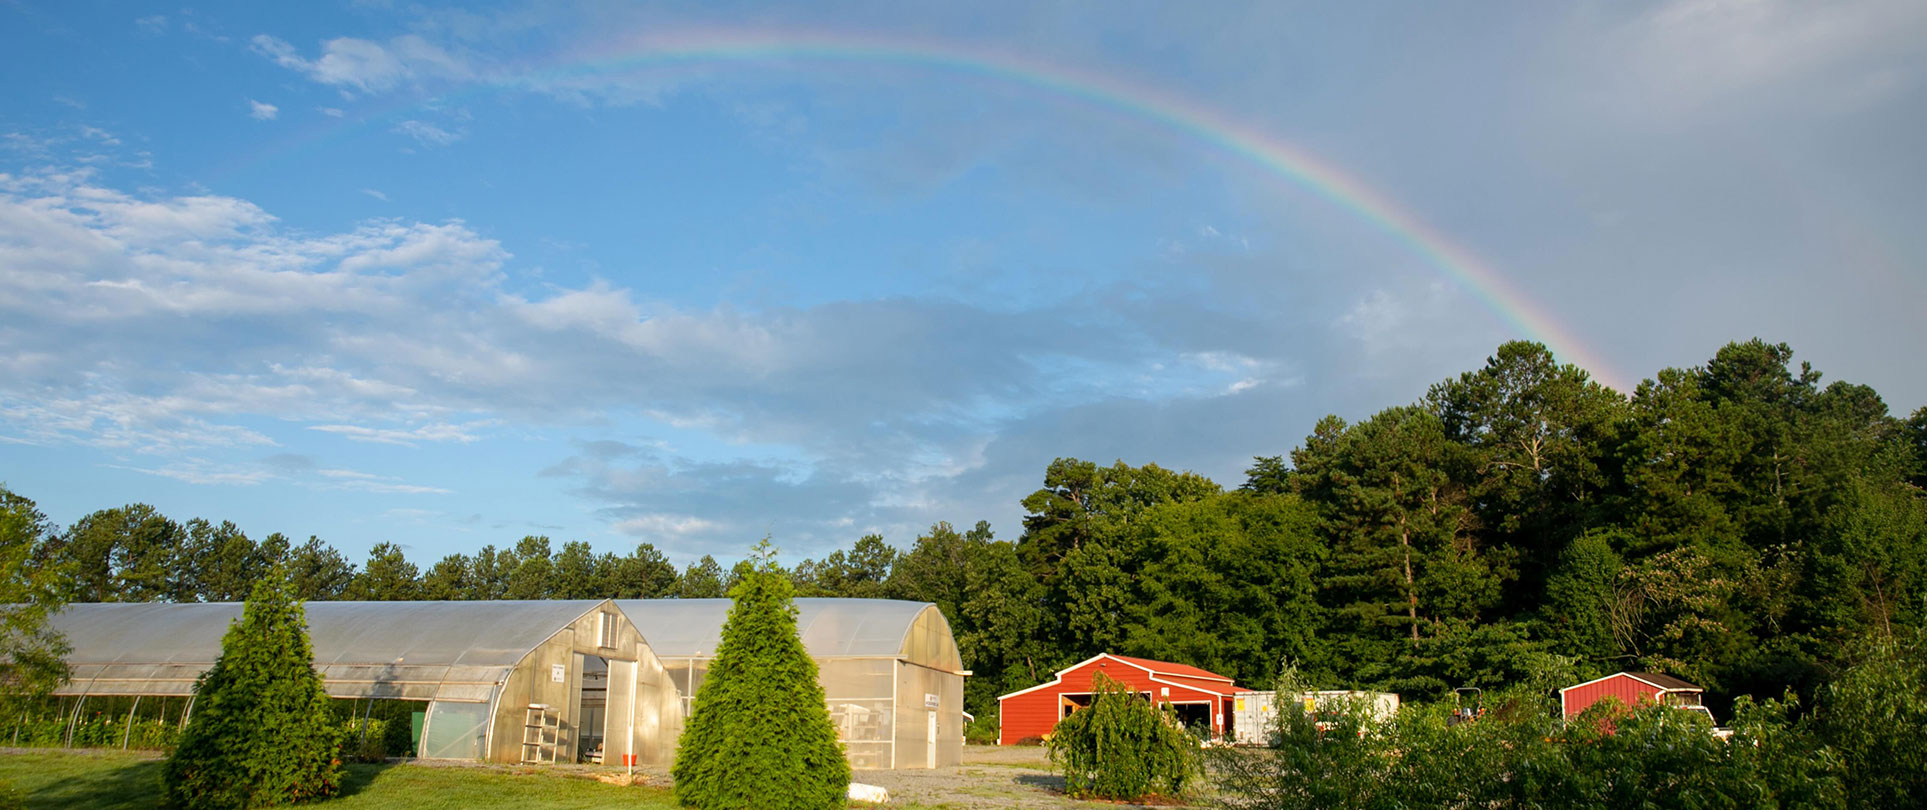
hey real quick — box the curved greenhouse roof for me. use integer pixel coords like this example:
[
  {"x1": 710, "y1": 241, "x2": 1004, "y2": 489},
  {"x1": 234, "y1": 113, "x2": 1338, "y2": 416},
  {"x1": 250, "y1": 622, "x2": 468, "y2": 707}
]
[
  {"x1": 615, "y1": 598, "x2": 964, "y2": 673},
  {"x1": 50, "y1": 600, "x2": 616, "y2": 701}
]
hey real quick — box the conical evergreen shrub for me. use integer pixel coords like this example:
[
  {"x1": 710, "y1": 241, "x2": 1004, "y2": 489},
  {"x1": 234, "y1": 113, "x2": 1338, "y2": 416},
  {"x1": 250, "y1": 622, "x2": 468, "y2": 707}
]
[
  {"x1": 672, "y1": 541, "x2": 849, "y2": 810},
  {"x1": 162, "y1": 569, "x2": 341, "y2": 810}
]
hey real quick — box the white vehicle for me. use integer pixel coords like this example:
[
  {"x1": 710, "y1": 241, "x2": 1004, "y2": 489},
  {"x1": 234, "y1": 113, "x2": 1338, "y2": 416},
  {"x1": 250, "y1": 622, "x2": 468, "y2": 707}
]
[{"x1": 1679, "y1": 705, "x2": 1734, "y2": 740}]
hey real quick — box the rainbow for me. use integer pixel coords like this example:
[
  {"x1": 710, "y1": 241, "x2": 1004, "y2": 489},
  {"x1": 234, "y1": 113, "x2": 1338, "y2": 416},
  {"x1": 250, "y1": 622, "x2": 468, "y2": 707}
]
[{"x1": 249, "y1": 27, "x2": 1629, "y2": 390}]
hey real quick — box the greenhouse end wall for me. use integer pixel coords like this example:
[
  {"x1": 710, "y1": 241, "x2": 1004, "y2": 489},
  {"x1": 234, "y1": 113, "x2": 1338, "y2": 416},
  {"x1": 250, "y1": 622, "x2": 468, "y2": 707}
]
[
  {"x1": 484, "y1": 605, "x2": 682, "y2": 765},
  {"x1": 621, "y1": 598, "x2": 968, "y2": 770}
]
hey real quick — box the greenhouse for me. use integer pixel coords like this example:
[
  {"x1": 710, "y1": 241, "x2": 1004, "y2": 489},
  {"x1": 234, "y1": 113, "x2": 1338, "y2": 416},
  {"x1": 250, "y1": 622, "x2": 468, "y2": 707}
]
[
  {"x1": 45, "y1": 600, "x2": 683, "y2": 765},
  {"x1": 615, "y1": 598, "x2": 967, "y2": 769}
]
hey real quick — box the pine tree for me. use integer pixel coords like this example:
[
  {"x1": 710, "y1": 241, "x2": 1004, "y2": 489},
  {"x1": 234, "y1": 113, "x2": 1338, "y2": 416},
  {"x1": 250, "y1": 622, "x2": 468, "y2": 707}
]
[
  {"x1": 162, "y1": 568, "x2": 340, "y2": 810},
  {"x1": 672, "y1": 540, "x2": 849, "y2": 810}
]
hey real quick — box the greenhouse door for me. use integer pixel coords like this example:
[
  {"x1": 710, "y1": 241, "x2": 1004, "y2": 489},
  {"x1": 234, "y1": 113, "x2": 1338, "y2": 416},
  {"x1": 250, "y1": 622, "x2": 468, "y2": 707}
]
[
  {"x1": 604, "y1": 659, "x2": 636, "y2": 766},
  {"x1": 926, "y1": 711, "x2": 937, "y2": 768}
]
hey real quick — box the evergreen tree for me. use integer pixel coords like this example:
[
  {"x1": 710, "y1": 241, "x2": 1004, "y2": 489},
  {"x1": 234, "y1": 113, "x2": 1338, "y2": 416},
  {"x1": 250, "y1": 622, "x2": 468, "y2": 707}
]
[
  {"x1": 678, "y1": 555, "x2": 726, "y2": 598},
  {"x1": 162, "y1": 569, "x2": 340, "y2": 810},
  {"x1": 281, "y1": 537, "x2": 354, "y2": 602},
  {"x1": 672, "y1": 540, "x2": 848, "y2": 810},
  {"x1": 504, "y1": 535, "x2": 554, "y2": 599},
  {"x1": 609, "y1": 542, "x2": 679, "y2": 598},
  {"x1": 347, "y1": 542, "x2": 420, "y2": 600}
]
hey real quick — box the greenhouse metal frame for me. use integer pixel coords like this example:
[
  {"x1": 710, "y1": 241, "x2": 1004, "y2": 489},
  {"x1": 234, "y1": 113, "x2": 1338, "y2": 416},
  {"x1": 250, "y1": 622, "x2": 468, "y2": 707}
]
[{"x1": 45, "y1": 599, "x2": 683, "y2": 765}]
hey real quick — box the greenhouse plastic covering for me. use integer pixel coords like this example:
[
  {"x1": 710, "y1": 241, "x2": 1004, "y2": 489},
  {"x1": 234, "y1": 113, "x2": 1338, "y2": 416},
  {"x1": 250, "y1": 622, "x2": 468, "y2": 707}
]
[
  {"x1": 619, "y1": 598, "x2": 965, "y2": 768},
  {"x1": 49, "y1": 600, "x2": 614, "y2": 702},
  {"x1": 614, "y1": 598, "x2": 964, "y2": 672}
]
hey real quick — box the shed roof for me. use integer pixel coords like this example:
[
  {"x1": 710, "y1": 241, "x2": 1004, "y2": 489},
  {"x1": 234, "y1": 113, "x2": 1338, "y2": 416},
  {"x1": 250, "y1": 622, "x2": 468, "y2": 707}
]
[
  {"x1": 49, "y1": 600, "x2": 614, "y2": 701},
  {"x1": 1559, "y1": 671, "x2": 1705, "y2": 695},
  {"x1": 614, "y1": 598, "x2": 964, "y2": 673},
  {"x1": 1626, "y1": 672, "x2": 1702, "y2": 691}
]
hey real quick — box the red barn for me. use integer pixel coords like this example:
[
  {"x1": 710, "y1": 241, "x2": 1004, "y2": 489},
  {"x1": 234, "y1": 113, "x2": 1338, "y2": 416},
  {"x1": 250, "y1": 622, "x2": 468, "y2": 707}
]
[
  {"x1": 1560, "y1": 672, "x2": 1706, "y2": 719},
  {"x1": 996, "y1": 653, "x2": 1247, "y2": 745}
]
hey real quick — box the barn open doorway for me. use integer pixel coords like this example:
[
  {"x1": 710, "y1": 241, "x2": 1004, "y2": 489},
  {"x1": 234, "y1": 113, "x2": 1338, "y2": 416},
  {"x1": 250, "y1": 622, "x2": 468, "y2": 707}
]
[{"x1": 1169, "y1": 701, "x2": 1211, "y2": 732}]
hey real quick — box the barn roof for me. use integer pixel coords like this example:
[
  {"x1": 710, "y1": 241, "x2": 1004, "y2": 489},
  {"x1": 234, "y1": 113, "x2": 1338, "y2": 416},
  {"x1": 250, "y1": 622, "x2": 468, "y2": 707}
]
[
  {"x1": 997, "y1": 653, "x2": 1246, "y2": 701},
  {"x1": 614, "y1": 598, "x2": 965, "y2": 674},
  {"x1": 48, "y1": 600, "x2": 615, "y2": 701},
  {"x1": 1108, "y1": 654, "x2": 1235, "y2": 682}
]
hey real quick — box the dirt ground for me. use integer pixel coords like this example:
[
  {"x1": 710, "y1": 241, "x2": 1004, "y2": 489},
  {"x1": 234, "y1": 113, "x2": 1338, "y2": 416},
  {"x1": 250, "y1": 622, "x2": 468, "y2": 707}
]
[{"x1": 850, "y1": 744, "x2": 1194, "y2": 810}]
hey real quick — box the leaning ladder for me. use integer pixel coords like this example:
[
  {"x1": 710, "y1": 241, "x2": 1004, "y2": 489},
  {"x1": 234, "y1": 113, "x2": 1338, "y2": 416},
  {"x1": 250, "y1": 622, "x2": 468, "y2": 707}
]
[{"x1": 521, "y1": 704, "x2": 559, "y2": 764}]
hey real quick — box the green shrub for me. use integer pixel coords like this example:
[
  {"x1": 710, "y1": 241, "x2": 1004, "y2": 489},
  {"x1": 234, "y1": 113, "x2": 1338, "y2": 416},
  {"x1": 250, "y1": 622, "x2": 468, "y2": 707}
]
[
  {"x1": 161, "y1": 571, "x2": 341, "y2": 810},
  {"x1": 1210, "y1": 688, "x2": 1846, "y2": 810},
  {"x1": 1211, "y1": 688, "x2": 1391, "y2": 810},
  {"x1": 384, "y1": 708, "x2": 418, "y2": 757},
  {"x1": 1046, "y1": 674, "x2": 1197, "y2": 801},
  {"x1": 964, "y1": 712, "x2": 999, "y2": 745},
  {"x1": 671, "y1": 540, "x2": 849, "y2": 810},
  {"x1": 0, "y1": 778, "x2": 23, "y2": 810},
  {"x1": 339, "y1": 718, "x2": 391, "y2": 762}
]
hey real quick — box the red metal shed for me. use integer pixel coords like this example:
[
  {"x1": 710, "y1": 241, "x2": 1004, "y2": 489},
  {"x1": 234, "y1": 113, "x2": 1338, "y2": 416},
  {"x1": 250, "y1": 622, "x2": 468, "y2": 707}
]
[
  {"x1": 996, "y1": 653, "x2": 1247, "y2": 745},
  {"x1": 1559, "y1": 672, "x2": 1705, "y2": 718}
]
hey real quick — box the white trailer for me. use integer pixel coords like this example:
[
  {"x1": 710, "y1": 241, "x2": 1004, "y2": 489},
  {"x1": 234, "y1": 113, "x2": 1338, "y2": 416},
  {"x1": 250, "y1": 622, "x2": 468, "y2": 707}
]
[{"x1": 1230, "y1": 690, "x2": 1400, "y2": 745}]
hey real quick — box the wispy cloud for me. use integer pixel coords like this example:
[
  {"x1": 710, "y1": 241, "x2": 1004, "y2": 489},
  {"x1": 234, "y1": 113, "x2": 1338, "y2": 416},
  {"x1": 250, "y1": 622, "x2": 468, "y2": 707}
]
[
  {"x1": 250, "y1": 34, "x2": 472, "y2": 94},
  {"x1": 391, "y1": 120, "x2": 461, "y2": 147},
  {"x1": 361, "y1": 188, "x2": 388, "y2": 201},
  {"x1": 308, "y1": 422, "x2": 495, "y2": 446},
  {"x1": 109, "y1": 461, "x2": 276, "y2": 486},
  {"x1": 248, "y1": 99, "x2": 279, "y2": 121}
]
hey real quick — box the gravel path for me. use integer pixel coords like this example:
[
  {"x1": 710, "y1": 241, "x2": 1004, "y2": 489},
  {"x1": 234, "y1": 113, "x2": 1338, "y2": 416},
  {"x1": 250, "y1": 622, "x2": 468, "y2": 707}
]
[{"x1": 852, "y1": 745, "x2": 1196, "y2": 809}]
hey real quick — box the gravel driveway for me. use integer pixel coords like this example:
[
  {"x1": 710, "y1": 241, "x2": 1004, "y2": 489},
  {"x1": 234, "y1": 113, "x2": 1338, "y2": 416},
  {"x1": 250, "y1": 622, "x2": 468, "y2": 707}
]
[{"x1": 851, "y1": 744, "x2": 1199, "y2": 809}]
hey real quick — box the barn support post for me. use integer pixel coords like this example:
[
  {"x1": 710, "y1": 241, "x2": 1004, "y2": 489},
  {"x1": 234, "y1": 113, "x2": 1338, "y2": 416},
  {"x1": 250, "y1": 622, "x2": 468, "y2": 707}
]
[{"x1": 122, "y1": 696, "x2": 142, "y2": 749}]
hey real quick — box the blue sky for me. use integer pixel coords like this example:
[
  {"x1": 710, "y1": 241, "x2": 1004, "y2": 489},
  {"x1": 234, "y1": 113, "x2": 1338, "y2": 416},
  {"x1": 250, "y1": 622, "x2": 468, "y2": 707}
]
[{"x1": 4, "y1": 0, "x2": 1924, "y2": 566}]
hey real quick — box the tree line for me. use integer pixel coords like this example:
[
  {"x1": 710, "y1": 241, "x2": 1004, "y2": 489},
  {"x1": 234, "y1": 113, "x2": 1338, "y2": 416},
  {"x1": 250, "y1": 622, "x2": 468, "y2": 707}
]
[{"x1": 9, "y1": 338, "x2": 1926, "y2": 728}]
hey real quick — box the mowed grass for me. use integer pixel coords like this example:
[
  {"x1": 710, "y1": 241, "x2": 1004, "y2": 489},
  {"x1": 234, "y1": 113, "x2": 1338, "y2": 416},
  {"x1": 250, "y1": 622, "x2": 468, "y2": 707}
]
[{"x1": 0, "y1": 750, "x2": 679, "y2": 810}]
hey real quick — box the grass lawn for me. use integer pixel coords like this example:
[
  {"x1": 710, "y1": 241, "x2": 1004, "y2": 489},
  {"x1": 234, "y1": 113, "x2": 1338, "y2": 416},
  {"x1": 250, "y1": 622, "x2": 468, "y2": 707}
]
[{"x1": 0, "y1": 750, "x2": 678, "y2": 810}]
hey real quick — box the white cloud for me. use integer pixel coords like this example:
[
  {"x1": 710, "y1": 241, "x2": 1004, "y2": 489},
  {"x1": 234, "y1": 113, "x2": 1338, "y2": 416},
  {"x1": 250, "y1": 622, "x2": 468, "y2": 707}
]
[
  {"x1": 361, "y1": 188, "x2": 388, "y2": 201},
  {"x1": 0, "y1": 165, "x2": 1356, "y2": 551},
  {"x1": 309, "y1": 422, "x2": 495, "y2": 446},
  {"x1": 78, "y1": 126, "x2": 120, "y2": 145},
  {"x1": 251, "y1": 33, "x2": 472, "y2": 94},
  {"x1": 248, "y1": 99, "x2": 279, "y2": 121},
  {"x1": 319, "y1": 107, "x2": 345, "y2": 118},
  {"x1": 134, "y1": 15, "x2": 166, "y2": 34},
  {"x1": 392, "y1": 120, "x2": 461, "y2": 147},
  {"x1": 612, "y1": 513, "x2": 718, "y2": 537},
  {"x1": 110, "y1": 461, "x2": 276, "y2": 486}
]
